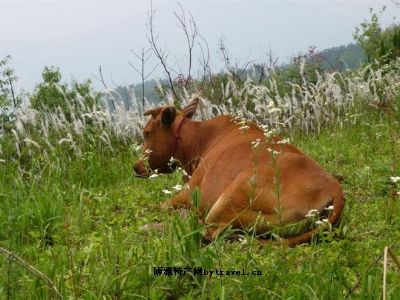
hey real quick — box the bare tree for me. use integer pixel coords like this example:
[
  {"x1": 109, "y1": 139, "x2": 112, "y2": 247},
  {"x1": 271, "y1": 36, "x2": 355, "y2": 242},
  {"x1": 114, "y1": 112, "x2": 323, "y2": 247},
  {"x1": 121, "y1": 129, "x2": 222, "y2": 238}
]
[
  {"x1": 92, "y1": 65, "x2": 115, "y2": 111},
  {"x1": 198, "y1": 33, "x2": 212, "y2": 89},
  {"x1": 147, "y1": 1, "x2": 205, "y2": 105},
  {"x1": 255, "y1": 46, "x2": 279, "y2": 84},
  {"x1": 95, "y1": 65, "x2": 108, "y2": 90},
  {"x1": 174, "y1": 3, "x2": 198, "y2": 88},
  {"x1": 129, "y1": 48, "x2": 158, "y2": 110},
  {"x1": 147, "y1": 0, "x2": 180, "y2": 103},
  {"x1": 218, "y1": 39, "x2": 253, "y2": 84}
]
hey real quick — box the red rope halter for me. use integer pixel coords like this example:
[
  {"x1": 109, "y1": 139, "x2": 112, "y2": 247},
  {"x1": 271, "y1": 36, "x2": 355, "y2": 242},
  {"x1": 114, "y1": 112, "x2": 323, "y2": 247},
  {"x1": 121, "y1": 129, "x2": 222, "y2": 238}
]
[{"x1": 171, "y1": 117, "x2": 188, "y2": 158}]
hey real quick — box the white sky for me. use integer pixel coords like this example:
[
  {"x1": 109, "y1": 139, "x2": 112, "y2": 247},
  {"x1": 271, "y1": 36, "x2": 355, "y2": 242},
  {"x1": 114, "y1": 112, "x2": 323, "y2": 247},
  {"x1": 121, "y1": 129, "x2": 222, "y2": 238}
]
[{"x1": 0, "y1": 0, "x2": 399, "y2": 92}]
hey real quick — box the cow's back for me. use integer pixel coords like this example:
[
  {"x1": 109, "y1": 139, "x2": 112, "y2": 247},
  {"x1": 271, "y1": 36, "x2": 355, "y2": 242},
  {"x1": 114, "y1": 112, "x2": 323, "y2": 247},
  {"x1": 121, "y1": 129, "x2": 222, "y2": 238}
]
[{"x1": 196, "y1": 117, "x2": 265, "y2": 209}]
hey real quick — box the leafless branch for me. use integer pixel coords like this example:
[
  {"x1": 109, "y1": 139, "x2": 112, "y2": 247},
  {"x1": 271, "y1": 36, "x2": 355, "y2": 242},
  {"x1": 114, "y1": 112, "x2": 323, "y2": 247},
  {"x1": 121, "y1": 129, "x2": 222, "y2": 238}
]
[
  {"x1": 219, "y1": 39, "x2": 253, "y2": 83},
  {"x1": 98, "y1": 65, "x2": 108, "y2": 90},
  {"x1": 129, "y1": 48, "x2": 158, "y2": 110},
  {"x1": 147, "y1": 0, "x2": 180, "y2": 103},
  {"x1": 92, "y1": 66, "x2": 115, "y2": 111},
  {"x1": 255, "y1": 46, "x2": 279, "y2": 84},
  {"x1": 198, "y1": 34, "x2": 211, "y2": 88},
  {"x1": 174, "y1": 3, "x2": 198, "y2": 88}
]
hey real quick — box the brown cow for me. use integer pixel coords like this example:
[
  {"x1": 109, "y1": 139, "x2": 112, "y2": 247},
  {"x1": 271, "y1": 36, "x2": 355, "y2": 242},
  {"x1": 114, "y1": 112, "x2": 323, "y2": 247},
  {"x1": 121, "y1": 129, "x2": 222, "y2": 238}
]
[{"x1": 133, "y1": 98, "x2": 345, "y2": 246}]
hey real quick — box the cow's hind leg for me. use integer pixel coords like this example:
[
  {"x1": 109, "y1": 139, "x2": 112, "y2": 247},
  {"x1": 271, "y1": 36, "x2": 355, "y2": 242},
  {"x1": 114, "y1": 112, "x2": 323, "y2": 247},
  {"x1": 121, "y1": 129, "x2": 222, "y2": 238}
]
[{"x1": 204, "y1": 185, "x2": 277, "y2": 241}]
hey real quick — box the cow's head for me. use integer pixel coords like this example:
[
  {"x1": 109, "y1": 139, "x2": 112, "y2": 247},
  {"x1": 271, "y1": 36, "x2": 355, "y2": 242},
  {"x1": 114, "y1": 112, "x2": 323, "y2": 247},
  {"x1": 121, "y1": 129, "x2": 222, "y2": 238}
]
[{"x1": 133, "y1": 98, "x2": 199, "y2": 177}]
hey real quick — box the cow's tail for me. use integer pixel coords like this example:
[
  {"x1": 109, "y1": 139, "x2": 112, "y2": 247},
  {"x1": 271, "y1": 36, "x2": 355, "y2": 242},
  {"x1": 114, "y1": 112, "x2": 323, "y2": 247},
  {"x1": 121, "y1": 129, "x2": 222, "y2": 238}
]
[{"x1": 285, "y1": 190, "x2": 345, "y2": 247}]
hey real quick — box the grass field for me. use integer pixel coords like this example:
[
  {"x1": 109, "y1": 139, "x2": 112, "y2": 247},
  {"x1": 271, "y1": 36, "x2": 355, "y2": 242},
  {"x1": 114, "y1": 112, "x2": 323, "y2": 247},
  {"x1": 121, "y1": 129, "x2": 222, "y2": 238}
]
[{"x1": 0, "y1": 100, "x2": 399, "y2": 299}]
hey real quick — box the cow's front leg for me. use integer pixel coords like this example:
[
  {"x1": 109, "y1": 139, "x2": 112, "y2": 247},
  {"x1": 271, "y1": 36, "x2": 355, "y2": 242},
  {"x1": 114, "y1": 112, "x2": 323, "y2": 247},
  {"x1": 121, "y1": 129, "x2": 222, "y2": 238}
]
[
  {"x1": 161, "y1": 173, "x2": 202, "y2": 210},
  {"x1": 161, "y1": 188, "x2": 191, "y2": 210}
]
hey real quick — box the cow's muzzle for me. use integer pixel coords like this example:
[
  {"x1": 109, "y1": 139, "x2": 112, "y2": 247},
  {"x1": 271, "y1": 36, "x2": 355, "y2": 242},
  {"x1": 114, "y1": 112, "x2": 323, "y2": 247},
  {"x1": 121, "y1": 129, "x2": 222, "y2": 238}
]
[{"x1": 133, "y1": 160, "x2": 149, "y2": 178}]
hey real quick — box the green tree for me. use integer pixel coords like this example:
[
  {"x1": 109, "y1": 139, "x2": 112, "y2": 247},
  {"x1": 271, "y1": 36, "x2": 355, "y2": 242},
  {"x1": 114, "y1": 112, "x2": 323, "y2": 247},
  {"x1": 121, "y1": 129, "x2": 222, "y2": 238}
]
[
  {"x1": 0, "y1": 55, "x2": 20, "y2": 108},
  {"x1": 30, "y1": 66, "x2": 100, "y2": 119},
  {"x1": 354, "y1": 7, "x2": 400, "y2": 64}
]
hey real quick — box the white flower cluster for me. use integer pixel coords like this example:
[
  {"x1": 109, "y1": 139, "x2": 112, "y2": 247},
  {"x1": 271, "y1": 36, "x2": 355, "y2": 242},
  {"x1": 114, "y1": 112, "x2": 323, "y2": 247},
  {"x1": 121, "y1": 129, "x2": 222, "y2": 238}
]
[
  {"x1": 149, "y1": 169, "x2": 159, "y2": 179},
  {"x1": 305, "y1": 209, "x2": 319, "y2": 219},
  {"x1": 161, "y1": 184, "x2": 186, "y2": 196},
  {"x1": 305, "y1": 207, "x2": 332, "y2": 226},
  {"x1": 390, "y1": 176, "x2": 400, "y2": 183},
  {"x1": 315, "y1": 219, "x2": 329, "y2": 226},
  {"x1": 324, "y1": 205, "x2": 334, "y2": 211}
]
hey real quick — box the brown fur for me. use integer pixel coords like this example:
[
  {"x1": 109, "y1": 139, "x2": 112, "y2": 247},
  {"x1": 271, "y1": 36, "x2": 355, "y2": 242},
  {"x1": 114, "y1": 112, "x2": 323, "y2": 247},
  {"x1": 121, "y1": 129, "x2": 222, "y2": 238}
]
[{"x1": 133, "y1": 98, "x2": 345, "y2": 246}]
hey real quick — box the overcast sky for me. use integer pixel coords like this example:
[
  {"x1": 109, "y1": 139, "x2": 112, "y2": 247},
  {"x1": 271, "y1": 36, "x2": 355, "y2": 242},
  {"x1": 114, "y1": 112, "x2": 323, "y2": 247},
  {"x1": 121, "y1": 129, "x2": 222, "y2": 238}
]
[{"x1": 0, "y1": 0, "x2": 399, "y2": 92}]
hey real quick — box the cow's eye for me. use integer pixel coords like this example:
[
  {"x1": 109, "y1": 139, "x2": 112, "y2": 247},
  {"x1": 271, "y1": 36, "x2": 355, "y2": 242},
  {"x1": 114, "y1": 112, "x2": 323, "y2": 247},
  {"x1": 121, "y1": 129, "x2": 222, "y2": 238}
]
[{"x1": 143, "y1": 131, "x2": 150, "y2": 138}]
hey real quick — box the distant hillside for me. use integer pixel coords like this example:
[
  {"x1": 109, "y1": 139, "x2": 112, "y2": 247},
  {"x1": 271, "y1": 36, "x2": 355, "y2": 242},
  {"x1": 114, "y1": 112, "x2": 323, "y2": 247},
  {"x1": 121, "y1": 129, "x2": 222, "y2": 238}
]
[
  {"x1": 131, "y1": 79, "x2": 163, "y2": 105},
  {"x1": 116, "y1": 43, "x2": 366, "y2": 105},
  {"x1": 319, "y1": 43, "x2": 366, "y2": 71}
]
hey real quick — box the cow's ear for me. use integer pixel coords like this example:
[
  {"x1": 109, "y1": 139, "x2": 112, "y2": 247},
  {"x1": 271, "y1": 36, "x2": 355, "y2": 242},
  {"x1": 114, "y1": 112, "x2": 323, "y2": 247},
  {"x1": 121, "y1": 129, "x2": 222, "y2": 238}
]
[
  {"x1": 182, "y1": 97, "x2": 199, "y2": 119},
  {"x1": 161, "y1": 106, "x2": 176, "y2": 126},
  {"x1": 144, "y1": 107, "x2": 161, "y2": 118}
]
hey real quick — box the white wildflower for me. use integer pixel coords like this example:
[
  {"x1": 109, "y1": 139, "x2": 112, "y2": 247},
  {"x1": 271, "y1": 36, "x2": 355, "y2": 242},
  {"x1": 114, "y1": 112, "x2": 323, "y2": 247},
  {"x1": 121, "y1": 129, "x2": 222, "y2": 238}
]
[
  {"x1": 168, "y1": 156, "x2": 178, "y2": 167},
  {"x1": 172, "y1": 184, "x2": 183, "y2": 191},
  {"x1": 315, "y1": 220, "x2": 323, "y2": 225},
  {"x1": 322, "y1": 218, "x2": 329, "y2": 223},
  {"x1": 268, "y1": 107, "x2": 281, "y2": 114},
  {"x1": 162, "y1": 189, "x2": 172, "y2": 194},
  {"x1": 178, "y1": 167, "x2": 188, "y2": 177},
  {"x1": 324, "y1": 205, "x2": 334, "y2": 211},
  {"x1": 132, "y1": 143, "x2": 142, "y2": 153},
  {"x1": 149, "y1": 173, "x2": 159, "y2": 179},
  {"x1": 248, "y1": 175, "x2": 257, "y2": 185},
  {"x1": 276, "y1": 138, "x2": 290, "y2": 144},
  {"x1": 239, "y1": 237, "x2": 247, "y2": 245},
  {"x1": 267, "y1": 148, "x2": 280, "y2": 156},
  {"x1": 264, "y1": 131, "x2": 274, "y2": 139},
  {"x1": 390, "y1": 176, "x2": 400, "y2": 183},
  {"x1": 305, "y1": 209, "x2": 319, "y2": 218},
  {"x1": 251, "y1": 139, "x2": 261, "y2": 148}
]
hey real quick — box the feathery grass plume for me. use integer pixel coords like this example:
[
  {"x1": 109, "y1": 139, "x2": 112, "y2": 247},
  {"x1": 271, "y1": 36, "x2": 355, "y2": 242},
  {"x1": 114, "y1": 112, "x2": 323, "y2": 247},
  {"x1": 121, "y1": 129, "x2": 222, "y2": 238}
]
[{"x1": 23, "y1": 138, "x2": 41, "y2": 150}]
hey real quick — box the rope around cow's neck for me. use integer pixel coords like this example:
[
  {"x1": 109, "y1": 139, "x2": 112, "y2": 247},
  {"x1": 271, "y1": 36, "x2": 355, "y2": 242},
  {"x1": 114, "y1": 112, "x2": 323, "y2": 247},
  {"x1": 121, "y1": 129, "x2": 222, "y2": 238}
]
[{"x1": 171, "y1": 117, "x2": 188, "y2": 158}]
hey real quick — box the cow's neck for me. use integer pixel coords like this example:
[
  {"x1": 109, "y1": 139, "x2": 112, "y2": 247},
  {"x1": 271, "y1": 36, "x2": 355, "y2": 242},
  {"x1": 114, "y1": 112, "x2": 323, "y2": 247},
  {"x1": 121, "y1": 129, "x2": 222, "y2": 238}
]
[
  {"x1": 172, "y1": 118, "x2": 205, "y2": 175},
  {"x1": 172, "y1": 116, "x2": 234, "y2": 175}
]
